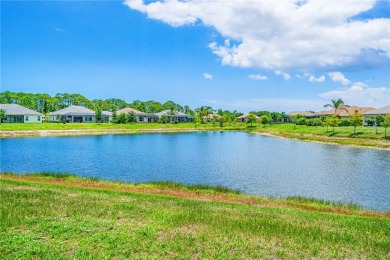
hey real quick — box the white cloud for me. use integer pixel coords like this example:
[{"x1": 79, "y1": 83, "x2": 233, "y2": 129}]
[
  {"x1": 203, "y1": 98, "x2": 324, "y2": 113},
  {"x1": 203, "y1": 73, "x2": 213, "y2": 80},
  {"x1": 54, "y1": 27, "x2": 64, "y2": 32},
  {"x1": 328, "y1": 71, "x2": 351, "y2": 85},
  {"x1": 125, "y1": 0, "x2": 390, "y2": 71},
  {"x1": 319, "y1": 82, "x2": 390, "y2": 107},
  {"x1": 275, "y1": 70, "x2": 291, "y2": 80},
  {"x1": 309, "y1": 75, "x2": 325, "y2": 83},
  {"x1": 249, "y1": 74, "x2": 267, "y2": 80}
]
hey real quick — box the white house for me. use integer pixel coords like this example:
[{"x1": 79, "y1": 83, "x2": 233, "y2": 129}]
[
  {"x1": 116, "y1": 107, "x2": 158, "y2": 123},
  {"x1": 48, "y1": 105, "x2": 112, "y2": 123},
  {"x1": 0, "y1": 104, "x2": 43, "y2": 123},
  {"x1": 363, "y1": 105, "x2": 390, "y2": 126},
  {"x1": 155, "y1": 110, "x2": 194, "y2": 122}
]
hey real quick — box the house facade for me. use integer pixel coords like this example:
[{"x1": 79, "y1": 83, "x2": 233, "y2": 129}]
[
  {"x1": 155, "y1": 110, "x2": 194, "y2": 122},
  {"x1": 0, "y1": 104, "x2": 43, "y2": 123},
  {"x1": 315, "y1": 106, "x2": 375, "y2": 119},
  {"x1": 363, "y1": 105, "x2": 390, "y2": 126},
  {"x1": 236, "y1": 114, "x2": 260, "y2": 122},
  {"x1": 48, "y1": 105, "x2": 111, "y2": 123},
  {"x1": 116, "y1": 107, "x2": 158, "y2": 123}
]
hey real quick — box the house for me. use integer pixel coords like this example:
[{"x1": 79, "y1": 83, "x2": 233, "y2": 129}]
[
  {"x1": 315, "y1": 106, "x2": 375, "y2": 119},
  {"x1": 287, "y1": 111, "x2": 316, "y2": 118},
  {"x1": 154, "y1": 110, "x2": 194, "y2": 122},
  {"x1": 102, "y1": 111, "x2": 112, "y2": 123},
  {"x1": 116, "y1": 107, "x2": 158, "y2": 123},
  {"x1": 48, "y1": 105, "x2": 110, "y2": 123},
  {"x1": 203, "y1": 114, "x2": 221, "y2": 122},
  {"x1": 285, "y1": 111, "x2": 316, "y2": 122},
  {"x1": 0, "y1": 104, "x2": 43, "y2": 123},
  {"x1": 236, "y1": 114, "x2": 260, "y2": 122},
  {"x1": 363, "y1": 105, "x2": 390, "y2": 126}
]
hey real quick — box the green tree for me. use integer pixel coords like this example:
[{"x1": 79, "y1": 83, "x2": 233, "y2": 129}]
[
  {"x1": 349, "y1": 110, "x2": 363, "y2": 134},
  {"x1": 112, "y1": 109, "x2": 117, "y2": 123},
  {"x1": 324, "y1": 98, "x2": 346, "y2": 116},
  {"x1": 325, "y1": 115, "x2": 341, "y2": 132},
  {"x1": 246, "y1": 113, "x2": 257, "y2": 127},
  {"x1": 290, "y1": 115, "x2": 299, "y2": 130},
  {"x1": 127, "y1": 112, "x2": 137, "y2": 123},
  {"x1": 0, "y1": 108, "x2": 6, "y2": 123},
  {"x1": 382, "y1": 114, "x2": 390, "y2": 139},
  {"x1": 219, "y1": 115, "x2": 227, "y2": 127},
  {"x1": 161, "y1": 114, "x2": 169, "y2": 124},
  {"x1": 116, "y1": 113, "x2": 127, "y2": 124},
  {"x1": 260, "y1": 115, "x2": 269, "y2": 128},
  {"x1": 168, "y1": 105, "x2": 177, "y2": 123},
  {"x1": 95, "y1": 107, "x2": 103, "y2": 123}
]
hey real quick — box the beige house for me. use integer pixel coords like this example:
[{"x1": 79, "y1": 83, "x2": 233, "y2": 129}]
[
  {"x1": 315, "y1": 105, "x2": 375, "y2": 119},
  {"x1": 236, "y1": 114, "x2": 260, "y2": 122},
  {"x1": 0, "y1": 104, "x2": 43, "y2": 123},
  {"x1": 116, "y1": 107, "x2": 158, "y2": 123},
  {"x1": 363, "y1": 105, "x2": 390, "y2": 126}
]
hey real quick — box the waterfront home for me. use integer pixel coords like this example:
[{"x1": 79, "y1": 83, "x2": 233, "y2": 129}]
[
  {"x1": 155, "y1": 110, "x2": 194, "y2": 122},
  {"x1": 363, "y1": 105, "x2": 390, "y2": 126},
  {"x1": 236, "y1": 114, "x2": 260, "y2": 122},
  {"x1": 0, "y1": 104, "x2": 43, "y2": 123},
  {"x1": 102, "y1": 111, "x2": 112, "y2": 122},
  {"x1": 315, "y1": 106, "x2": 375, "y2": 119},
  {"x1": 116, "y1": 107, "x2": 158, "y2": 123},
  {"x1": 286, "y1": 111, "x2": 316, "y2": 122},
  {"x1": 48, "y1": 105, "x2": 100, "y2": 123},
  {"x1": 203, "y1": 114, "x2": 221, "y2": 122}
]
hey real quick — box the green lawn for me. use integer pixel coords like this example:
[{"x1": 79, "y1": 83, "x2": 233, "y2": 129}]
[{"x1": 1, "y1": 174, "x2": 389, "y2": 259}]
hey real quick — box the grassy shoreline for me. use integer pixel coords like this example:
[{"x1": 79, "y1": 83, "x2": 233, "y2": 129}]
[
  {"x1": 1, "y1": 173, "x2": 389, "y2": 259},
  {"x1": 1, "y1": 122, "x2": 389, "y2": 149}
]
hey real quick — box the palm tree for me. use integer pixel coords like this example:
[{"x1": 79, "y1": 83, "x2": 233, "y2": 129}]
[
  {"x1": 169, "y1": 105, "x2": 178, "y2": 123},
  {"x1": 324, "y1": 98, "x2": 348, "y2": 116}
]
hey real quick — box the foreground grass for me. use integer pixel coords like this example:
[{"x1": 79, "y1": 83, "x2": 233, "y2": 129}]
[{"x1": 1, "y1": 173, "x2": 389, "y2": 259}]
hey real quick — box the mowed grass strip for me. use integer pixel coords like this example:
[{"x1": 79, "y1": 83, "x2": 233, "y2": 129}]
[{"x1": 1, "y1": 175, "x2": 389, "y2": 259}]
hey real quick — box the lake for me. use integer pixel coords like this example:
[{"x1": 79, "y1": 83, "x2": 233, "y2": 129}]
[{"x1": 1, "y1": 132, "x2": 389, "y2": 211}]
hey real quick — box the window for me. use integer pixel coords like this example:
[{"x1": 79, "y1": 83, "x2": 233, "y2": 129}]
[
  {"x1": 138, "y1": 116, "x2": 144, "y2": 122},
  {"x1": 25, "y1": 116, "x2": 29, "y2": 121},
  {"x1": 85, "y1": 116, "x2": 92, "y2": 122},
  {"x1": 38, "y1": 116, "x2": 41, "y2": 121}
]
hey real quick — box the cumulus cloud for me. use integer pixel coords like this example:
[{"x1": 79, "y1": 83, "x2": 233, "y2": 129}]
[
  {"x1": 275, "y1": 70, "x2": 291, "y2": 80},
  {"x1": 319, "y1": 82, "x2": 390, "y2": 107},
  {"x1": 309, "y1": 75, "x2": 325, "y2": 83},
  {"x1": 328, "y1": 72, "x2": 351, "y2": 85},
  {"x1": 203, "y1": 73, "x2": 213, "y2": 80},
  {"x1": 249, "y1": 74, "x2": 267, "y2": 80},
  {"x1": 124, "y1": 0, "x2": 390, "y2": 71}
]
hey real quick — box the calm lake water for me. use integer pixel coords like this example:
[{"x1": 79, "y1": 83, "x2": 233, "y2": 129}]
[{"x1": 1, "y1": 132, "x2": 389, "y2": 211}]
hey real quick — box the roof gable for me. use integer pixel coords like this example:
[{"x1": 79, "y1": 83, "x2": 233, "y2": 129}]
[
  {"x1": 50, "y1": 105, "x2": 95, "y2": 116},
  {"x1": 0, "y1": 104, "x2": 42, "y2": 115}
]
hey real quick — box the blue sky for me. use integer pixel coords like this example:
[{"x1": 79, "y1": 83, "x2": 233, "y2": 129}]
[{"x1": 1, "y1": 0, "x2": 390, "y2": 112}]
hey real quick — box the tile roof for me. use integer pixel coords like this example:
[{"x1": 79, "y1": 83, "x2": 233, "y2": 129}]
[
  {"x1": 316, "y1": 106, "x2": 375, "y2": 117},
  {"x1": 154, "y1": 110, "x2": 192, "y2": 117},
  {"x1": 116, "y1": 107, "x2": 147, "y2": 115},
  {"x1": 0, "y1": 104, "x2": 42, "y2": 115},
  {"x1": 50, "y1": 105, "x2": 95, "y2": 116},
  {"x1": 363, "y1": 105, "x2": 390, "y2": 115},
  {"x1": 287, "y1": 111, "x2": 315, "y2": 117}
]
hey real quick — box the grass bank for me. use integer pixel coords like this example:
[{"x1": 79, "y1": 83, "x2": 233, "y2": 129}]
[
  {"x1": 1, "y1": 122, "x2": 389, "y2": 149},
  {"x1": 1, "y1": 173, "x2": 389, "y2": 259}
]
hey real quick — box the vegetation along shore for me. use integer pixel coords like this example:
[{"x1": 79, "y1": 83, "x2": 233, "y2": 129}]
[{"x1": 1, "y1": 173, "x2": 389, "y2": 259}]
